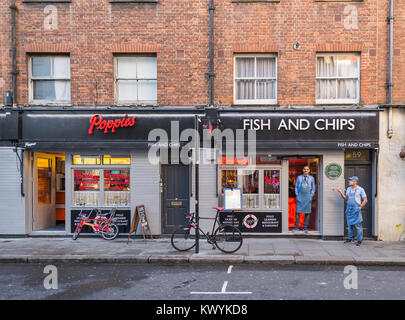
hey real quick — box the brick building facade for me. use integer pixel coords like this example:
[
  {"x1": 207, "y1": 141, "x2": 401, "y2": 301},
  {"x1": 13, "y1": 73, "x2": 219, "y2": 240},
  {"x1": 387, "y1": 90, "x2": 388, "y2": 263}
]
[{"x1": 0, "y1": 0, "x2": 404, "y2": 241}]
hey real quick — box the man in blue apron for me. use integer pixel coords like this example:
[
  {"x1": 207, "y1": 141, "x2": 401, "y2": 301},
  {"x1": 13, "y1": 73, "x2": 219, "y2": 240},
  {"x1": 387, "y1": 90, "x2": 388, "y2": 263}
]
[
  {"x1": 338, "y1": 176, "x2": 368, "y2": 246},
  {"x1": 292, "y1": 166, "x2": 316, "y2": 233}
]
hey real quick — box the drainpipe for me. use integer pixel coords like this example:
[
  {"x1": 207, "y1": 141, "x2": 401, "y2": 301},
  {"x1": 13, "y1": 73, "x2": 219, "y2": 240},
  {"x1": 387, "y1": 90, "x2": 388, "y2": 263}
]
[
  {"x1": 207, "y1": 0, "x2": 215, "y2": 107},
  {"x1": 10, "y1": 1, "x2": 18, "y2": 107},
  {"x1": 387, "y1": 0, "x2": 394, "y2": 138}
]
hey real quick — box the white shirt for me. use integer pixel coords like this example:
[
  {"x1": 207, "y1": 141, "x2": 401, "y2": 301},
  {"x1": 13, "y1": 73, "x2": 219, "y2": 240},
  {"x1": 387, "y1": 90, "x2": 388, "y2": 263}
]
[{"x1": 346, "y1": 186, "x2": 367, "y2": 206}]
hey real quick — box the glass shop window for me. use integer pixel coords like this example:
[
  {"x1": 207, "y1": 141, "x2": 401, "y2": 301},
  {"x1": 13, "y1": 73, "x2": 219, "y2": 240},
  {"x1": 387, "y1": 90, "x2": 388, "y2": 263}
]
[
  {"x1": 263, "y1": 170, "x2": 281, "y2": 209},
  {"x1": 221, "y1": 170, "x2": 238, "y2": 189},
  {"x1": 241, "y1": 170, "x2": 259, "y2": 209},
  {"x1": 104, "y1": 169, "x2": 130, "y2": 206},
  {"x1": 37, "y1": 158, "x2": 52, "y2": 205},
  {"x1": 72, "y1": 155, "x2": 101, "y2": 165},
  {"x1": 30, "y1": 56, "x2": 70, "y2": 103},
  {"x1": 103, "y1": 155, "x2": 131, "y2": 165},
  {"x1": 73, "y1": 169, "x2": 100, "y2": 206}
]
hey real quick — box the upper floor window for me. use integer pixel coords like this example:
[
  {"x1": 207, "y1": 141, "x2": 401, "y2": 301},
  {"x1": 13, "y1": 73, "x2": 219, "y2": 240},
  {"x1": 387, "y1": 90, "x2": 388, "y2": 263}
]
[
  {"x1": 316, "y1": 54, "x2": 360, "y2": 104},
  {"x1": 29, "y1": 56, "x2": 70, "y2": 104},
  {"x1": 115, "y1": 56, "x2": 157, "y2": 104},
  {"x1": 234, "y1": 55, "x2": 277, "y2": 105}
]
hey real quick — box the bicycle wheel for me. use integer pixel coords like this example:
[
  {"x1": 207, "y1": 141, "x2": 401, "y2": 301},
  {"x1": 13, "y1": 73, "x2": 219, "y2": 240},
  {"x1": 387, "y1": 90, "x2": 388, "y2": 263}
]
[
  {"x1": 101, "y1": 223, "x2": 119, "y2": 240},
  {"x1": 214, "y1": 225, "x2": 243, "y2": 254},
  {"x1": 171, "y1": 225, "x2": 196, "y2": 252},
  {"x1": 72, "y1": 224, "x2": 82, "y2": 240}
]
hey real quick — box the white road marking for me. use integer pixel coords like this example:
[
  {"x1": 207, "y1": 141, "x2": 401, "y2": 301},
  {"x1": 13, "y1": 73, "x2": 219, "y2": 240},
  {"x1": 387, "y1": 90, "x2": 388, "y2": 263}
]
[
  {"x1": 221, "y1": 281, "x2": 228, "y2": 292},
  {"x1": 190, "y1": 291, "x2": 252, "y2": 295},
  {"x1": 190, "y1": 264, "x2": 252, "y2": 295}
]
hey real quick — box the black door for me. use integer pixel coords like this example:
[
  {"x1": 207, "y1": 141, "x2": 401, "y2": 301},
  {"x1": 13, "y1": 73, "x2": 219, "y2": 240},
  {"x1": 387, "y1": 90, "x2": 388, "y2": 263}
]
[
  {"x1": 161, "y1": 164, "x2": 190, "y2": 234},
  {"x1": 344, "y1": 165, "x2": 372, "y2": 238}
]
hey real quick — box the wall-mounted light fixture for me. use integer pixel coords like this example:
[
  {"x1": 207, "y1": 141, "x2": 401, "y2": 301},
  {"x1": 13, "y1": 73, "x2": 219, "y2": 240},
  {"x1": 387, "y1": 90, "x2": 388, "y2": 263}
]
[{"x1": 400, "y1": 146, "x2": 405, "y2": 160}]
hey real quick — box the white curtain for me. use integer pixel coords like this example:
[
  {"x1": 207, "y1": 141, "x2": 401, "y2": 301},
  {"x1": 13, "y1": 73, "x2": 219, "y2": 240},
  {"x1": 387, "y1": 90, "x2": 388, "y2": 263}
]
[
  {"x1": 137, "y1": 57, "x2": 157, "y2": 79},
  {"x1": 236, "y1": 57, "x2": 275, "y2": 100},
  {"x1": 256, "y1": 80, "x2": 275, "y2": 100},
  {"x1": 54, "y1": 80, "x2": 70, "y2": 101},
  {"x1": 236, "y1": 80, "x2": 254, "y2": 100},
  {"x1": 236, "y1": 58, "x2": 254, "y2": 78},
  {"x1": 138, "y1": 80, "x2": 157, "y2": 102},
  {"x1": 257, "y1": 58, "x2": 275, "y2": 78},
  {"x1": 118, "y1": 80, "x2": 137, "y2": 101},
  {"x1": 117, "y1": 57, "x2": 137, "y2": 79},
  {"x1": 317, "y1": 55, "x2": 358, "y2": 101},
  {"x1": 317, "y1": 56, "x2": 335, "y2": 77}
]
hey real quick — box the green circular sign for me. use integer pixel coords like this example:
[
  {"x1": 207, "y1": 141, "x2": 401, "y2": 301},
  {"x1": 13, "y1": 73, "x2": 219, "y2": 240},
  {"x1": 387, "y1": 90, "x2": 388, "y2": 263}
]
[{"x1": 325, "y1": 163, "x2": 342, "y2": 179}]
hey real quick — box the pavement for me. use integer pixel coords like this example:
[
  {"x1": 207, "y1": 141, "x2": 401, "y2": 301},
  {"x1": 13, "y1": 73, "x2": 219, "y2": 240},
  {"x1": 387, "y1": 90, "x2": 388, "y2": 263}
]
[{"x1": 1, "y1": 236, "x2": 405, "y2": 266}]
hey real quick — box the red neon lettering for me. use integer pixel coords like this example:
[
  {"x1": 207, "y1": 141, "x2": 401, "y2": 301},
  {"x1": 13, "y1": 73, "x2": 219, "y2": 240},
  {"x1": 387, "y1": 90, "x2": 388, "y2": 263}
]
[{"x1": 88, "y1": 114, "x2": 136, "y2": 134}]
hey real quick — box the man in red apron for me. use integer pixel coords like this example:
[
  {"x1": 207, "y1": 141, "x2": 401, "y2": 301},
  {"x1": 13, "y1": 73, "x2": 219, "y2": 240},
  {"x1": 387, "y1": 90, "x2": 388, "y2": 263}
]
[{"x1": 338, "y1": 176, "x2": 368, "y2": 246}]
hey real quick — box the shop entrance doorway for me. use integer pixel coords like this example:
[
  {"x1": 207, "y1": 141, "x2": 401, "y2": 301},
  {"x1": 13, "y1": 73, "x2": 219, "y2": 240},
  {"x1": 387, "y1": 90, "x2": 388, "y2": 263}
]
[
  {"x1": 32, "y1": 152, "x2": 65, "y2": 232},
  {"x1": 288, "y1": 158, "x2": 320, "y2": 232},
  {"x1": 161, "y1": 164, "x2": 190, "y2": 234},
  {"x1": 344, "y1": 149, "x2": 373, "y2": 238}
]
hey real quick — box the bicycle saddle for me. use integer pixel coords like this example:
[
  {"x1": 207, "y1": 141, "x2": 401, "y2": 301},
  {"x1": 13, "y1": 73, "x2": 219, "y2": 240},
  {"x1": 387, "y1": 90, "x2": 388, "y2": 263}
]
[{"x1": 212, "y1": 207, "x2": 224, "y2": 211}]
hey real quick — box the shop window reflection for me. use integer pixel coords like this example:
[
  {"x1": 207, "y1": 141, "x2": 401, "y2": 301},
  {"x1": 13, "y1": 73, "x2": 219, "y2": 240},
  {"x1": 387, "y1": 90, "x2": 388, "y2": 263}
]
[
  {"x1": 221, "y1": 170, "x2": 238, "y2": 190},
  {"x1": 241, "y1": 170, "x2": 259, "y2": 208},
  {"x1": 263, "y1": 170, "x2": 280, "y2": 209},
  {"x1": 73, "y1": 169, "x2": 100, "y2": 206},
  {"x1": 37, "y1": 158, "x2": 52, "y2": 205},
  {"x1": 104, "y1": 169, "x2": 130, "y2": 206},
  {"x1": 72, "y1": 155, "x2": 100, "y2": 165}
]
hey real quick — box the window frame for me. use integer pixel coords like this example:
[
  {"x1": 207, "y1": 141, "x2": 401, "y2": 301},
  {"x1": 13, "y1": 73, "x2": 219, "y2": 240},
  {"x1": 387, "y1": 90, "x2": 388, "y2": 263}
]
[
  {"x1": 316, "y1": 53, "x2": 361, "y2": 105},
  {"x1": 233, "y1": 54, "x2": 278, "y2": 105},
  {"x1": 219, "y1": 164, "x2": 282, "y2": 212},
  {"x1": 28, "y1": 55, "x2": 71, "y2": 105},
  {"x1": 71, "y1": 153, "x2": 131, "y2": 208},
  {"x1": 114, "y1": 55, "x2": 158, "y2": 105}
]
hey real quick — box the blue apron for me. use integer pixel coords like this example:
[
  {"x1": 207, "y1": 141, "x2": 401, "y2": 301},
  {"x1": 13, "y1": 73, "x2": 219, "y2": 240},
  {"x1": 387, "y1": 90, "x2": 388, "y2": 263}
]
[
  {"x1": 296, "y1": 176, "x2": 312, "y2": 214},
  {"x1": 345, "y1": 188, "x2": 363, "y2": 226}
]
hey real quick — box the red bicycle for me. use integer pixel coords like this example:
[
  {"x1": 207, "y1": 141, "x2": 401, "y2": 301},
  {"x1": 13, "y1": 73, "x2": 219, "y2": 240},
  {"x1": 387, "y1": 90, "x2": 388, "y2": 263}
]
[{"x1": 73, "y1": 207, "x2": 119, "y2": 240}]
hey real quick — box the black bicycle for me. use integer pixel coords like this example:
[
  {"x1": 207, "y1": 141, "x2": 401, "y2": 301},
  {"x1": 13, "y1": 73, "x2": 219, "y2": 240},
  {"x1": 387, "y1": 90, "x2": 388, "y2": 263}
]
[{"x1": 171, "y1": 207, "x2": 243, "y2": 254}]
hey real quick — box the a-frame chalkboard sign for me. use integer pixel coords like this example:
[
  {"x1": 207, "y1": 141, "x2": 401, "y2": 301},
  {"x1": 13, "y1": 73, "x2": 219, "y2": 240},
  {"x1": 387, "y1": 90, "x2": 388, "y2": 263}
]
[{"x1": 127, "y1": 205, "x2": 153, "y2": 244}]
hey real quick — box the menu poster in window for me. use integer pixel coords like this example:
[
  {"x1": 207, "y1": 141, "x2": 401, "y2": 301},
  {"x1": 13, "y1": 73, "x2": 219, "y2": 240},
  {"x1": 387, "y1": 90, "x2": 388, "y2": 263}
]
[
  {"x1": 70, "y1": 209, "x2": 130, "y2": 234},
  {"x1": 74, "y1": 170, "x2": 100, "y2": 191},
  {"x1": 220, "y1": 211, "x2": 282, "y2": 233},
  {"x1": 104, "y1": 170, "x2": 130, "y2": 191},
  {"x1": 223, "y1": 188, "x2": 242, "y2": 210}
]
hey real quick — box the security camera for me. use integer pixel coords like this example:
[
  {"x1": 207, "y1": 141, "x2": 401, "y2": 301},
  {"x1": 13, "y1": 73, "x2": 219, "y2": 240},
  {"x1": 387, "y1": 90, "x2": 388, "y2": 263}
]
[{"x1": 293, "y1": 43, "x2": 300, "y2": 50}]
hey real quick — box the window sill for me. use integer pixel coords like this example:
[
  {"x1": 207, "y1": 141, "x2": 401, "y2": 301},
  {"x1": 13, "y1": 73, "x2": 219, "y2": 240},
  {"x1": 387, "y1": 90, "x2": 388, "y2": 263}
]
[
  {"x1": 316, "y1": 101, "x2": 360, "y2": 105},
  {"x1": 232, "y1": 0, "x2": 280, "y2": 2},
  {"x1": 109, "y1": 0, "x2": 158, "y2": 3},
  {"x1": 27, "y1": 102, "x2": 72, "y2": 107},
  {"x1": 232, "y1": 103, "x2": 280, "y2": 107},
  {"x1": 23, "y1": 0, "x2": 71, "y2": 2},
  {"x1": 315, "y1": 0, "x2": 363, "y2": 2}
]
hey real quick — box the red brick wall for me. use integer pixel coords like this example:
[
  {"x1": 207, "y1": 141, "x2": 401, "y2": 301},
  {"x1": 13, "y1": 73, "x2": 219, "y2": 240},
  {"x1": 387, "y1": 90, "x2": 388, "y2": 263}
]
[
  {"x1": 3, "y1": 0, "x2": 404, "y2": 107},
  {"x1": 393, "y1": 0, "x2": 405, "y2": 104},
  {"x1": 0, "y1": 0, "x2": 12, "y2": 105}
]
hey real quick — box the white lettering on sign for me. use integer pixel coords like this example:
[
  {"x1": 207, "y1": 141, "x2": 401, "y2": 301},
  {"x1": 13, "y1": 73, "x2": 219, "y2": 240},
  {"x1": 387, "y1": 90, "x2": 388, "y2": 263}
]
[
  {"x1": 278, "y1": 119, "x2": 310, "y2": 131},
  {"x1": 242, "y1": 118, "x2": 356, "y2": 131},
  {"x1": 315, "y1": 118, "x2": 355, "y2": 131},
  {"x1": 243, "y1": 119, "x2": 271, "y2": 131}
]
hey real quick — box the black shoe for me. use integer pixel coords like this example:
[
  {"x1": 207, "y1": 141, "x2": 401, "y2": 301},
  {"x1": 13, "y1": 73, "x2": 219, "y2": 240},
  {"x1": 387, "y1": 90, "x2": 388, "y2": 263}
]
[
  {"x1": 356, "y1": 241, "x2": 362, "y2": 246},
  {"x1": 344, "y1": 239, "x2": 354, "y2": 244}
]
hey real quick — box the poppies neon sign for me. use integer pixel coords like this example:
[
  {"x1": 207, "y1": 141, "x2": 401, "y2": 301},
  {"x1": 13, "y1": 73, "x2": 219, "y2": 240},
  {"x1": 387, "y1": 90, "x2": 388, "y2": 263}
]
[{"x1": 88, "y1": 114, "x2": 136, "y2": 134}]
